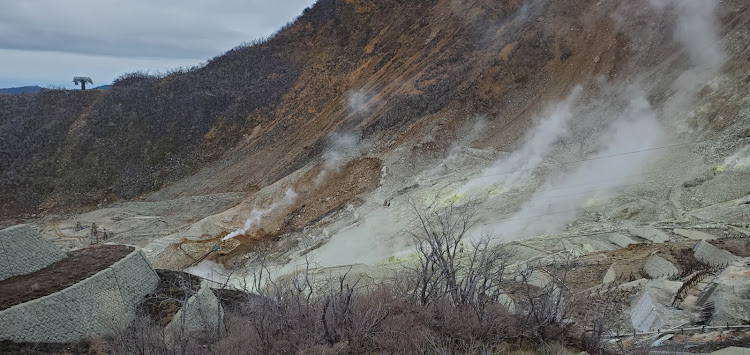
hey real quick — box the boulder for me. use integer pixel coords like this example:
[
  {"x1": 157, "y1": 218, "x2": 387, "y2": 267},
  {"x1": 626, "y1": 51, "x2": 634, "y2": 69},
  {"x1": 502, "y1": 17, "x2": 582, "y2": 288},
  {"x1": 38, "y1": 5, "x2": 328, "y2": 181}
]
[
  {"x1": 602, "y1": 265, "x2": 618, "y2": 284},
  {"x1": 608, "y1": 233, "x2": 638, "y2": 248},
  {"x1": 705, "y1": 258, "x2": 750, "y2": 326},
  {"x1": 602, "y1": 263, "x2": 641, "y2": 284},
  {"x1": 710, "y1": 347, "x2": 750, "y2": 355}
]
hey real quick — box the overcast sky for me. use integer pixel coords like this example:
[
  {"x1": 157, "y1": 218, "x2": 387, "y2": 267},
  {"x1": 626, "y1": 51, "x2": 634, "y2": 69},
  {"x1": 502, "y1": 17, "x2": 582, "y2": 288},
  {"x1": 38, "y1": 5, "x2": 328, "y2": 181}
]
[{"x1": 0, "y1": 0, "x2": 316, "y2": 89}]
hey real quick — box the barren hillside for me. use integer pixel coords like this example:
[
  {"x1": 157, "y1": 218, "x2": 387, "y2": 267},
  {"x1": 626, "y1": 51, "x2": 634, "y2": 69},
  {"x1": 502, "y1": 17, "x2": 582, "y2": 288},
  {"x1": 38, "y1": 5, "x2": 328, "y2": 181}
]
[
  {"x1": 2, "y1": 0, "x2": 750, "y2": 352},
  {"x1": 7, "y1": 0, "x2": 746, "y2": 221}
]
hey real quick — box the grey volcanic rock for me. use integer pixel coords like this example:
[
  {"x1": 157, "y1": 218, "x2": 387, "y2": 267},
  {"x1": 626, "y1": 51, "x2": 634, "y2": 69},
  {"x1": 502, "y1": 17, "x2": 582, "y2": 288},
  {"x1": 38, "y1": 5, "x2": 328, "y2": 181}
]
[
  {"x1": 630, "y1": 280, "x2": 686, "y2": 332},
  {"x1": 673, "y1": 228, "x2": 717, "y2": 241},
  {"x1": 706, "y1": 259, "x2": 750, "y2": 326}
]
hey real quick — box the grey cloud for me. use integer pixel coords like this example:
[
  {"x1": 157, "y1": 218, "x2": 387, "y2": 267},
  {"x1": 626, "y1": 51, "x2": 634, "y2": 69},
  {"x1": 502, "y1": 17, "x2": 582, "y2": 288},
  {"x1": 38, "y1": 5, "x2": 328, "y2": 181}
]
[
  {"x1": 0, "y1": 0, "x2": 316, "y2": 60},
  {"x1": 0, "y1": 27, "x2": 244, "y2": 59}
]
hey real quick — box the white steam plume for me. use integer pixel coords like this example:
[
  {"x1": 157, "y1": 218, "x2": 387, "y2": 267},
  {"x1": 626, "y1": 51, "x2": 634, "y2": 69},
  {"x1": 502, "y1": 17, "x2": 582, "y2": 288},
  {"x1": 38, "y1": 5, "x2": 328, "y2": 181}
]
[
  {"x1": 314, "y1": 89, "x2": 374, "y2": 186},
  {"x1": 475, "y1": 0, "x2": 726, "y2": 239},
  {"x1": 348, "y1": 89, "x2": 376, "y2": 115},
  {"x1": 723, "y1": 145, "x2": 750, "y2": 168},
  {"x1": 185, "y1": 260, "x2": 231, "y2": 285},
  {"x1": 485, "y1": 86, "x2": 666, "y2": 238},
  {"x1": 303, "y1": 209, "x2": 405, "y2": 267},
  {"x1": 223, "y1": 188, "x2": 297, "y2": 240},
  {"x1": 457, "y1": 87, "x2": 583, "y2": 195},
  {"x1": 314, "y1": 132, "x2": 361, "y2": 185},
  {"x1": 418, "y1": 117, "x2": 487, "y2": 182},
  {"x1": 648, "y1": 0, "x2": 726, "y2": 121},
  {"x1": 649, "y1": 0, "x2": 724, "y2": 70}
]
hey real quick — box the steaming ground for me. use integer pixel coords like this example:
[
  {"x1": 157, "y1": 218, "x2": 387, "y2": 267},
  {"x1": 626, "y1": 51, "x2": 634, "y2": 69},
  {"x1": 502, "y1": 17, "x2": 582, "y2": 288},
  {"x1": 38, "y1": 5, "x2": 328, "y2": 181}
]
[
  {"x1": 179, "y1": 133, "x2": 750, "y2": 288},
  {"x1": 28, "y1": 0, "x2": 750, "y2": 288},
  {"x1": 187, "y1": 0, "x2": 749, "y2": 286}
]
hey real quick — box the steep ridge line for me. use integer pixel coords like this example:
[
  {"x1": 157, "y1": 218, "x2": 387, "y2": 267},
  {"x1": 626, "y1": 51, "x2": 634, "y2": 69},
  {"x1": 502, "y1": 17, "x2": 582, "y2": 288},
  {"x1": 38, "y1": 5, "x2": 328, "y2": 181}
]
[{"x1": 0, "y1": 0, "x2": 662, "y2": 221}]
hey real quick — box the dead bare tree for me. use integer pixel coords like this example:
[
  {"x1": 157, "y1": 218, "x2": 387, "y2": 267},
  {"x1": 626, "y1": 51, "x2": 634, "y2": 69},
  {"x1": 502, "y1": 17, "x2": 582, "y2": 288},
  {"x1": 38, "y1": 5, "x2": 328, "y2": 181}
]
[
  {"x1": 235, "y1": 249, "x2": 322, "y2": 353},
  {"x1": 403, "y1": 200, "x2": 527, "y2": 352},
  {"x1": 406, "y1": 201, "x2": 480, "y2": 306},
  {"x1": 577, "y1": 286, "x2": 631, "y2": 355}
]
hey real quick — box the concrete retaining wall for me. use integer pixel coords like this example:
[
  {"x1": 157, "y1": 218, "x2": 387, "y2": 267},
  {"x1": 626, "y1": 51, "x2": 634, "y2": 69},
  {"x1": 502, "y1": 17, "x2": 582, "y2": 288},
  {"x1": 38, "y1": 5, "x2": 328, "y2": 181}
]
[
  {"x1": 0, "y1": 247, "x2": 159, "y2": 343},
  {"x1": 707, "y1": 258, "x2": 750, "y2": 326},
  {"x1": 643, "y1": 254, "x2": 679, "y2": 279},
  {"x1": 629, "y1": 228, "x2": 670, "y2": 243},
  {"x1": 693, "y1": 241, "x2": 739, "y2": 267},
  {"x1": 0, "y1": 225, "x2": 65, "y2": 281},
  {"x1": 630, "y1": 280, "x2": 686, "y2": 332}
]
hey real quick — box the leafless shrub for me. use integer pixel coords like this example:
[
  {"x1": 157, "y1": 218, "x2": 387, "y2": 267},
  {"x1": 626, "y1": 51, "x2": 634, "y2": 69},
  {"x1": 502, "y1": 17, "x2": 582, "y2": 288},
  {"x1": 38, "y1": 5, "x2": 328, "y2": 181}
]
[
  {"x1": 576, "y1": 287, "x2": 632, "y2": 355},
  {"x1": 43, "y1": 85, "x2": 67, "y2": 91},
  {"x1": 112, "y1": 71, "x2": 157, "y2": 87},
  {"x1": 107, "y1": 310, "x2": 169, "y2": 355},
  {"x1": 406, "y1": 202, "x2": 513, "y2": 320},
  {"x1": 321, "y1": 269, "x2": 359, "y2": 346},
  {"x1": 211, "y1": 313, "x2": 256, "y2": 353},
  {"x1": 100, "y1": 205, "x2": 607, "y2": 354},
  {"x1": 511, "y1": 254, "x2": 577, "y2": 343},
  {"x1": 401, "y1": 202, "x2": 587, "y2": 352}
]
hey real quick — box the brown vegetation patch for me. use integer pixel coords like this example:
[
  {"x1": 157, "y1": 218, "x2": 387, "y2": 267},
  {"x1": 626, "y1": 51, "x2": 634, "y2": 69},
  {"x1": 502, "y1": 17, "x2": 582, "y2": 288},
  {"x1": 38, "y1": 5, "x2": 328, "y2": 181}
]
[
  {"x1": 499, "y1": 41, "x2": 517, "y2": 61},
  {"x1": 0, "y1": 245, "x2": 133, "y2": 310},
  {"x1": 0, "y1": 0, "x2": 610, "y2": 220},
  {"x1": 211, "y1": 229, "x2": 275, "y2": 266},
  {"x1": 0, "y1": 339, "x2": 101, "y2": 355},
  {"x1": 709, "y1": 238, "x2": 750, "y2": 257}
]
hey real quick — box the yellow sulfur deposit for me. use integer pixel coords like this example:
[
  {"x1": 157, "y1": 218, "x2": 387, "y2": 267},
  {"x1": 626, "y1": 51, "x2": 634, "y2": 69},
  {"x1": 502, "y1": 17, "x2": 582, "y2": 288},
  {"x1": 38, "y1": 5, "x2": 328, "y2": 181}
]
[
  {"x1": 434, "y1": 184, "x2": 507, "y2": 208},
  {"x1": 584, "y1": 198, "x2": 601, "y2": 207}
]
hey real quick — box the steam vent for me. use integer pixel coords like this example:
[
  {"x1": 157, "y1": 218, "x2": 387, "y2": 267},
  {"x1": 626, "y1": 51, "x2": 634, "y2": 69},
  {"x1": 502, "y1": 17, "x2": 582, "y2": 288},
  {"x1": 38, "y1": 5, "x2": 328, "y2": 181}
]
[{"x1": 1, "y1": 0, "x2": 749, "y2": 352}]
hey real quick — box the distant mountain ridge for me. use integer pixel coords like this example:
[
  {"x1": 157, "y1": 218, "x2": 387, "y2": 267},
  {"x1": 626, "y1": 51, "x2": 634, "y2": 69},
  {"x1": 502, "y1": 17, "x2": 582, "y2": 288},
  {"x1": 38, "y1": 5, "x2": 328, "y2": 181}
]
[
  {"x1": 0, "y1": 86, "x2": 43, "y2": 95},
  {"x1": 0, "y1": 85, "x2": 110, "y2": 95}
]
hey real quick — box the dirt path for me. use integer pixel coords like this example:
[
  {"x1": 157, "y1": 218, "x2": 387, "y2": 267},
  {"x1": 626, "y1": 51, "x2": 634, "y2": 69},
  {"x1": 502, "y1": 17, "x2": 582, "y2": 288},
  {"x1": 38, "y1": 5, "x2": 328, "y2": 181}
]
[{"x1": 52, "y1": 221, "x2": 85, "y2": 244}]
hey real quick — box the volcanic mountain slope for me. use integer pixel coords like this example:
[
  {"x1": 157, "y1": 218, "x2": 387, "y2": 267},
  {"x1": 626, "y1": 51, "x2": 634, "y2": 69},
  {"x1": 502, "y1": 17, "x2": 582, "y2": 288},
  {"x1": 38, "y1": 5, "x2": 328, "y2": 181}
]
[
  {"x1": 2, "y1": 1, "x2": 750, "y2": 350},
  {"x1": 13, "y1": 0, "x2": 743, "y2": 265},
  {"x1": 0, "y1": 0, "x2": 679, "y2": 221}
]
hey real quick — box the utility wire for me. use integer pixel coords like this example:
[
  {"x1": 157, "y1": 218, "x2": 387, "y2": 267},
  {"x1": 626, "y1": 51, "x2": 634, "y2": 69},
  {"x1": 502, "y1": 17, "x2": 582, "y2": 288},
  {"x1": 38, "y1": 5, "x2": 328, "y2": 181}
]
[
  {"x1": 461, "y1": 140, "x2": 704, "y2": 182},
  {"x1": 418, "y1": 140, "x2": 705, "y2": 212}
]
